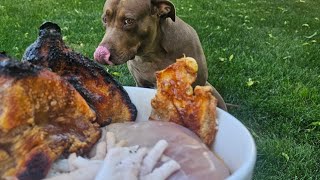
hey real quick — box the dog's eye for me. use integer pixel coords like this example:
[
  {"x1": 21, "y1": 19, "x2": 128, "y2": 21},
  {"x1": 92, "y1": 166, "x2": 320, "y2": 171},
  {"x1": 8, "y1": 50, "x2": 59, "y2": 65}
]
[
  {"x1": 102, "y1": 16, "x2": 109, "y2": 27},
  {"x1": 102, "y1": 16, "x2": 107, "y2": 23},
  {"x1": 124, "y1": 18, "x2": 135, "y2": 26}
]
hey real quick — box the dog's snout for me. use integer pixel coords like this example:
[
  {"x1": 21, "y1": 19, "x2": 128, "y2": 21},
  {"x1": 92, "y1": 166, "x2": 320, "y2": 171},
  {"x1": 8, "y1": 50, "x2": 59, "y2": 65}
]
[{"x1": 94, "y1": 46, "x2": 113, "y2": 65}]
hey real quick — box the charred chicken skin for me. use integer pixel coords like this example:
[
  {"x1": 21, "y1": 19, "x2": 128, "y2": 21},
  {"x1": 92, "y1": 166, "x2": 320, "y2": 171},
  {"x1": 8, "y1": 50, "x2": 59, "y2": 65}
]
[
  {"x1": 150, "y1": 57, "x2": 218, "y2": 146},
  {"x1": 0, "y1": 51, "x2": 9, "y2": 62},
  {"x1": 0, "y1": 57, "x2": 100, "y2": 180},
  {"x1": 0, "y1": 21, "x2": 138, "y2": 179},
  {"x1": 22, "y1": 22, "x2": 137, "y2": 126}
]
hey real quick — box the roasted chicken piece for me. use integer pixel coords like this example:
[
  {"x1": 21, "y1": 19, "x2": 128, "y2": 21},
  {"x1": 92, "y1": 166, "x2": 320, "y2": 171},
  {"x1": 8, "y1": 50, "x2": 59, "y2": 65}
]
[
  {"x1": 0, "y1": 51, "x2": 10, "y2": 62},
  {"x1": 150, "y1": 57, "x2": 218, "y2": 146},
  {"x1": 22, "y1": 22, "x2": 137, "y2": 126},
  {"x1": 0, "y1": 57, "x2": 100, "y2": 180}
]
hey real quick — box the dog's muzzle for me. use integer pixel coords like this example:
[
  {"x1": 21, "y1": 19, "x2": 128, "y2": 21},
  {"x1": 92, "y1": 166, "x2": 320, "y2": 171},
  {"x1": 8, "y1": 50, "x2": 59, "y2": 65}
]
[{"x1": 94, "y1": 46, "x2": 113, "y2": 65}]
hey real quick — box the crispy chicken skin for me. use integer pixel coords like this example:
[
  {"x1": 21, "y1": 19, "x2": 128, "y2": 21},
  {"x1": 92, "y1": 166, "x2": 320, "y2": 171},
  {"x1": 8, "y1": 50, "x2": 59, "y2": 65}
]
[
  {"x1": 22, "y1": 22, "x2": 137, "y2": 126},
  {"x1": 0, "y1": 58, "x2": 100, "y2": 180},
  {"x1": 150, "y1": 57, "x2": 218, "y2": 146}
]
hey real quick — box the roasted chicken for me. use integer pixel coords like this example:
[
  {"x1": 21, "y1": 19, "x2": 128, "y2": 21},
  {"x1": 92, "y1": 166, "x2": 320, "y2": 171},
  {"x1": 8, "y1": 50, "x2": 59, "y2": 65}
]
[
  {"x1": 22, "y1": 22, "x2": 137, "y2": 126},
  {"x1": 0, "y1": 21, "x2": 138, "y2": 179},
  {"x1": 0, "y1": 51, "x2": 9, "y2": 62},
  {"x1": 150, "y1": 57, "x2": 218, "y2": 146},
  {"x1": 0, "y1": 57, "x2": 100, "y2": 180}
]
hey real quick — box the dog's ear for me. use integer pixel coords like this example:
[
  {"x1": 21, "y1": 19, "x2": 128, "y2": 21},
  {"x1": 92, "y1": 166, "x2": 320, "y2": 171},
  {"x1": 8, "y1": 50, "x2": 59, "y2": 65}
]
[{"x1": 152, "y1": 0, "x2": 176, "y2": 22}]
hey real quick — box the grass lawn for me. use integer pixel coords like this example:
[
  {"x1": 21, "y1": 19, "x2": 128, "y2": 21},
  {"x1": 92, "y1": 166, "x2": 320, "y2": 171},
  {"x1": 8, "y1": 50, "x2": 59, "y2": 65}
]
[{"x1": 1, "y1": 0, "x2": 319, "y2": 179}]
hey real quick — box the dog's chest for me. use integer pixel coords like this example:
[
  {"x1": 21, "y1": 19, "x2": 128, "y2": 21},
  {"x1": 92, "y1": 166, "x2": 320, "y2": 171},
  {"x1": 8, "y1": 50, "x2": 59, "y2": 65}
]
[
  {"x1": 131, "y1": 56, "x2": 173, "y2": 72},
  {"x1": 128, "y1": 56, "x2": 174, "y2": 83}
]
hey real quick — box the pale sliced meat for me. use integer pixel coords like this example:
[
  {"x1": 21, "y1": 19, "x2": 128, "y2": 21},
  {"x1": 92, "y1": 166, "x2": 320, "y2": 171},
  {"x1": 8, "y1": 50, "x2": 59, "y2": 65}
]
[
  {"x1": 46, "y1": 134, "x2": 180, "y2": 180},
  {"x1": 106, "y1": 121, "x2": 230, "y2": 180}
]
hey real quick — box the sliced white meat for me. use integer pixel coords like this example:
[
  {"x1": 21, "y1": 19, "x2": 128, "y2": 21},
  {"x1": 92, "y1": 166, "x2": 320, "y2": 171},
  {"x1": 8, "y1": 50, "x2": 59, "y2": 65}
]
[
  {"x1": 106, "y1": 121, "x2": 230, "y2": 180},
  {"x1": 46, "y1": 132, "x2": 180, "y2": 180}
]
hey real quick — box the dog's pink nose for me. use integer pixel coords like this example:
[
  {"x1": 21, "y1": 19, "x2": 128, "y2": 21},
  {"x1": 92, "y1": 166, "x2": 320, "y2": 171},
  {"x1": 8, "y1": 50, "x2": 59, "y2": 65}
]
[{"x1": 94, "y1": 46, "x2": 113, "y2": 65}]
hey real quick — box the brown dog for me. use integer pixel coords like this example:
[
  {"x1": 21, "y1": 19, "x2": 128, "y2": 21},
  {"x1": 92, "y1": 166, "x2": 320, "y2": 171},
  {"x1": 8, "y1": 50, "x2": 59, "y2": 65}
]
[{"x1": 94, "y1": 0, "x2": 227, "y2": 110}]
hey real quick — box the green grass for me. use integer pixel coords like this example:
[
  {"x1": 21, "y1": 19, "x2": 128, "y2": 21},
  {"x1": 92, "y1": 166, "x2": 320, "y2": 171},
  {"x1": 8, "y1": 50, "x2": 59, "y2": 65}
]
[{"x1": 1, "y1": 0, "x2": 319, "y2": 179}]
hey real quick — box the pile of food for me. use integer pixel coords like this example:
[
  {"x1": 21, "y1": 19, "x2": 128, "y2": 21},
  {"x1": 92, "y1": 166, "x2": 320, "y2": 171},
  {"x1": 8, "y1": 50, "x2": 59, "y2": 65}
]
[
  {"x1": 0, "y1": 22, "x2": 136, "y2": 179},
  {"x1": 0, "y1": 22, "x2": 229, "y2": 180}
]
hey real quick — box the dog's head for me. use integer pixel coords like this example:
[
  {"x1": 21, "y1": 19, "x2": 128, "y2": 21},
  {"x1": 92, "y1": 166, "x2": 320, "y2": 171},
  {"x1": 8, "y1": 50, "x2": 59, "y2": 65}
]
[{"x1": 94, "y1": 0, "x2": 176, "y2": 65}]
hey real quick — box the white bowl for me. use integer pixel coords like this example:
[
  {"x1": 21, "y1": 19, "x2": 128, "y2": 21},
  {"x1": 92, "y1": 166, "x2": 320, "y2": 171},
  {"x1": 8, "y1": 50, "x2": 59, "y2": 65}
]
[{"x1": 124, "y1": 86, "x2": 256, "y2": 180}]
